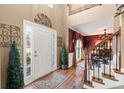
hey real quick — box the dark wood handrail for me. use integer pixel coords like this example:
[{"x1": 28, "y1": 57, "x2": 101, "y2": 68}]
[
  {"x1": 84, "y1": 27, "x2": 122, "y2": 86},
  {"x1": 85, "y1": 28, "x2": 121, "y2": 54}
]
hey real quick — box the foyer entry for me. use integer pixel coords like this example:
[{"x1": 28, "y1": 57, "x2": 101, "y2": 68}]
[{"x1": 23, "y1": 20, "x2": 57, "y2": 85}]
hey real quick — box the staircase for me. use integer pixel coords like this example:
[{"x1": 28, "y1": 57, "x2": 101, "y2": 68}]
[{"x1": 83, "y1": 28, "x2": 124, "y2": 89}]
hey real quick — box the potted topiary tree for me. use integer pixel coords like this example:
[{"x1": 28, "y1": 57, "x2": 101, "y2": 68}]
[
  {"x1": 6, "y1": 41, "x2": 24, "y2": 89},
  {"x1": 61, "y1": 43, "x2": 68, "y2": 69}
]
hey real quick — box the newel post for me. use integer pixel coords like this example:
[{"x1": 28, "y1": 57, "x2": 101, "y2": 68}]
[
  {"x1": 119, "y1": 51, "x2": 121, "y2": 71},
  {"x1": 84, "y1": 48, "x2": 88, "y2": 83}
]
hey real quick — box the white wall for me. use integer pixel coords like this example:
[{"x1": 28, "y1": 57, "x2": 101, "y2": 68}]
[{"x1": 68, "y1": 53, "x2": 73, "y2": 67}]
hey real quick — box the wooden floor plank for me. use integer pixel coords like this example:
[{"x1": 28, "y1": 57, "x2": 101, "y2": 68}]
[{"x1": 25, "y1": 62, "x2": 85, "y2": 89}]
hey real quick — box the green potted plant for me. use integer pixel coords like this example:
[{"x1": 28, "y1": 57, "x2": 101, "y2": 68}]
[
  {"x1": 6, "y1": 41, "x2": 24, "y2": 89},
  {"x1": 61, "y1": 43, "x2": 68, "y2": 69}
]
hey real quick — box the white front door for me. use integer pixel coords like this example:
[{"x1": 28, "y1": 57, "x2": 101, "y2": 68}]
[
  {"x1": 33, "y1": 28, "x2": 52, "y2": 79},
  {"x1": 23, "y1": 20, "x2": 57, "y2": 85}
]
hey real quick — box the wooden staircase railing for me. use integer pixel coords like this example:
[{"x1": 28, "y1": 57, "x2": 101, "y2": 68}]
[{"x1": 84, "y1": 28, "x2": 122, "y2": 87}]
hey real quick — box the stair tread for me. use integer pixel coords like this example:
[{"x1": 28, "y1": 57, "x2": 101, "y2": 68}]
[
  {"x1": 113, "y1": 68, "x2": 124, "y2": 74},
  {"x1": 92, "y1": 76, "x2": 105, "y2": 85},
  {"x1": 102, "y1": 73, "x2": 118, "y2": 81},
  {"x1": 84, "y1": 80, "x2": 94, "y2": 88}
]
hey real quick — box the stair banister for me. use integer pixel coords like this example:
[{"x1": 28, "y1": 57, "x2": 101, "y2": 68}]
[{"x1": 84, "y1": 28, "x2": 121, "y2": 86}]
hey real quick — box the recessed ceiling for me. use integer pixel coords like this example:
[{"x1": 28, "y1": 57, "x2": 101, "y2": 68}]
[{"x1": 72, "y1": 18, "x2": 113, "y2": 36}]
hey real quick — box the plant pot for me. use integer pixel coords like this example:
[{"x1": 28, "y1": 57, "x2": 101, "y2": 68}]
[{"x1": 61, "y1": 64, "x2": 68, "y2": 69}]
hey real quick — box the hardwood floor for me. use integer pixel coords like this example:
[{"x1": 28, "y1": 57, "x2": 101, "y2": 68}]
[{"x1": 25, "y1": 62, "x2": 85, "y2": 89}]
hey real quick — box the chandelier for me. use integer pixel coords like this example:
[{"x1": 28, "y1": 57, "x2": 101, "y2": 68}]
[{"x1": 97, "y1": 29, "x2": 109, "y2": 40}]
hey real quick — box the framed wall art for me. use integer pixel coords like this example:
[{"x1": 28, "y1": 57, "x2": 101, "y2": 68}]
[{"x1": 0, "y1": 23, "x2": 20, "y2": 47}]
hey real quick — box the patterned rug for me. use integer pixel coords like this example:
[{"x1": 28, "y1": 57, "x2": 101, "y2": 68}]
[{"x1": 33, "y1": 73, "x2": 66, "y2": 89}]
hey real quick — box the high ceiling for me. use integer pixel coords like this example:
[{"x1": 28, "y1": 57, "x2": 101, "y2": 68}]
[
  {"x1": 68, "y1": 4, "x2": 116, "y2": 36},
  {"x1": 68, "y1": 4, "x2": 116, "y2": 26},
  {"x1": 72, "y1": 18, "x2": 113, "y2": 36}
]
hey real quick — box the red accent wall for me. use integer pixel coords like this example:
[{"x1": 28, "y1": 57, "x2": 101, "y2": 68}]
[
  {"x1": 69, "y1": 28, "x2": 112, "y2": 52},
  {"x1": 83, "y1": 35, "x2": 101, "y2": 49},
  {"x1": 69, "y1": 29, "x2": 84, "y2": 53},
  {"x1": 83, "y1": 34, "x2": 112, "y2": 49}
]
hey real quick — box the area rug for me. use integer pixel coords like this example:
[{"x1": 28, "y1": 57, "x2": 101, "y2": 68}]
[{"x1": 33, "y1": 73, "x2": 66, "y2": 89}]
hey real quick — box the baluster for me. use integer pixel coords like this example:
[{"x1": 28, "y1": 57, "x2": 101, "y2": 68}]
[
  {"x1": 116, "y1": 34, "x2": 118, "y2": 70},
  {"x1": 106, "y1": 41, "x2": 108, "y2": 49},
  {"x1": 109, "y1": 39, "x2": 112, "y2": 76},
  {"x1": 88, "y1": 53, "x2": 90, "y2": 81},
  {"x1": 103, "y1": 42, "x2": 106, "y2": 74},
  {"x1": 95, "y1": 48, "x2": 97, "y2": 78},
  {"x1": 98, "y1": 45, "x2": 100, "y2": 80},
  {"x1": 84, "y1": 51, "x2": 93, "y2": 87},
  {"x1": 93, "y1": 49, "x2": 95, "y2": 77},
  {"x1": 119, "y1": 34, "x2": 121, "y2": 71},
  {"x1": 84, "y1": 52, "x2": 87, "y2": 83}
]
